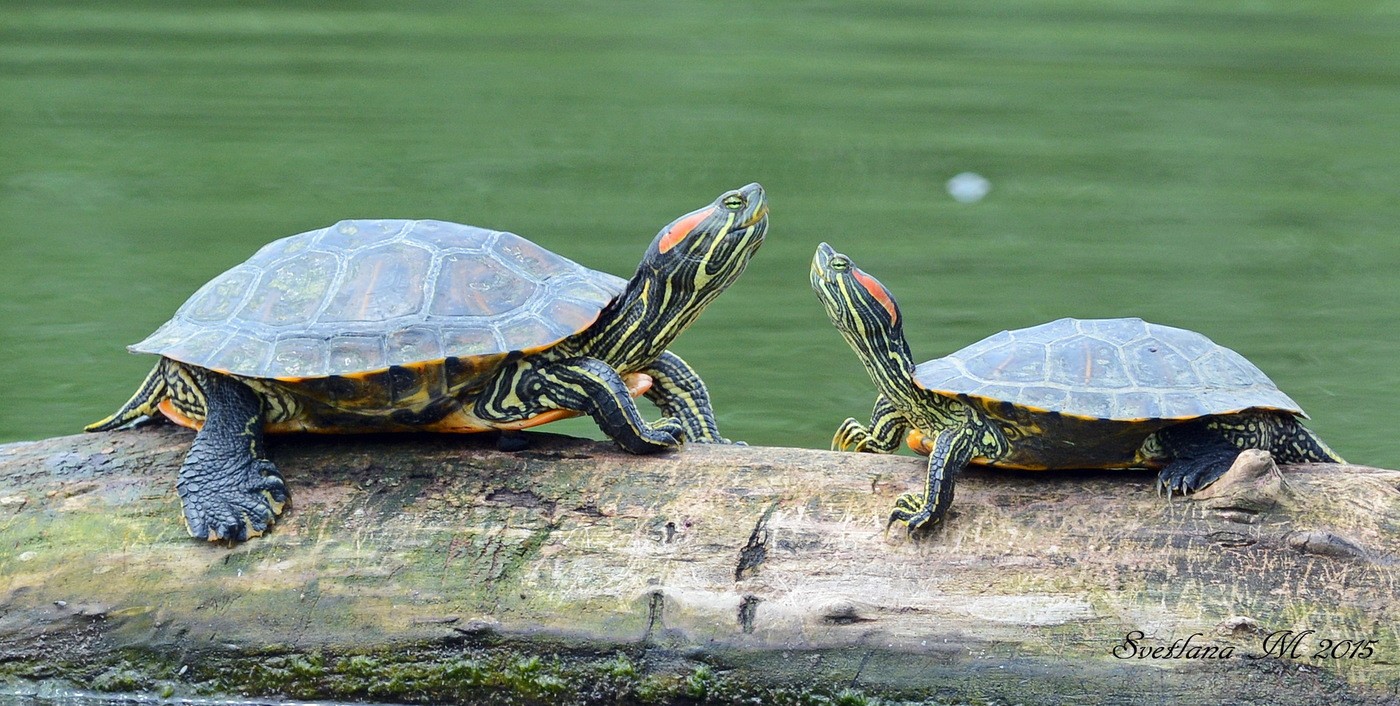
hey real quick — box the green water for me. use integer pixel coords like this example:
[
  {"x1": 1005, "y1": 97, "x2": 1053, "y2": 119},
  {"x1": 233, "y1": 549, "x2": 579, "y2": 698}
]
[{"x1": 2, "y1": 1, "x2": 1398, "y2": 468}]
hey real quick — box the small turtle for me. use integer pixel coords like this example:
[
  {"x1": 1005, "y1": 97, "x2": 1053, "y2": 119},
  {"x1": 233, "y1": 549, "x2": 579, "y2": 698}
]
[
  {"x1": 809, "y1": 243, "x2": 1343, "y2": 534},
  {"x1": 88, "y1": 184, "x2": 768, "y2": 542}
]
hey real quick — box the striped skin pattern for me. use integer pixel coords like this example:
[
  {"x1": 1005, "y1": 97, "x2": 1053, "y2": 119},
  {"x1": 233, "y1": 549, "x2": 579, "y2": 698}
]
[
  {"x1": 460, "y1": 183, "x2": 766, "y2": 445},
  {"x1": 810, "y1": 243, "x2": 1342, "y2": 536},
  {"x1": 633, "y1": 350, "x2": 724, "y2": 443},
  {"x1": 89, "y1": 184, "x2": 767, "y2": 542}
]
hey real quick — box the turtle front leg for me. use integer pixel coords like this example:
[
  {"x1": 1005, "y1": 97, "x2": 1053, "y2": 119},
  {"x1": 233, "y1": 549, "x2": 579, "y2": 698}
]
[
  {"x1": 833, "y1": 395, "x2": 908, "y2": 453},
  {"x1": 888, "y1": 428, "x2": 972, "y2": 535},
  {"x1": 515, "y1": 355, "x2": 688, "y2": 453},
  {"x1": 176, "y1": 371, "x2": 288, "y2": 542},
  {"x1": 641, "y1": 350, "x2": 731, "y2": 443}
]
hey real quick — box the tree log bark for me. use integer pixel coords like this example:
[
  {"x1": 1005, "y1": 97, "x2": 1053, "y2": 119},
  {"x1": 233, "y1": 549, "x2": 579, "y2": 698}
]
[{"x1": 1, "y1": 425, "x2": 1397, "y2": 704}]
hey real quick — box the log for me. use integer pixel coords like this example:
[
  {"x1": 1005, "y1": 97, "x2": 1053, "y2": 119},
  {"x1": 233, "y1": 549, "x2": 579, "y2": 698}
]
[{"x1": 1, "y1": 425, "x2": 1398, "y2": 705}]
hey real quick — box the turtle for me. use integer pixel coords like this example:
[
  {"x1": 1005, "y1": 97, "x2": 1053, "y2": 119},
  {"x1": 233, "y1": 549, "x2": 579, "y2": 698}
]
[
  {"x1": 809, "y1": 242, "x2": 1343, "y2": 534},
  {"x1": 87, "y1": 183, "x2": 768, "y2": 542}
]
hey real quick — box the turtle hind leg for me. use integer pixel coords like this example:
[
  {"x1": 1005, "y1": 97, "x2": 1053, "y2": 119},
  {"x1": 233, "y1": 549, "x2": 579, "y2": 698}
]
[
  {"x1": 1152, "y1": 412, "x2": 1339, "y2": 495},
  {"x1": 1152, "y1": 420, "x2": 1242, "y2": 495},
  {"x1": 85, "y1": 359, "x2": 171, "y2": 432},
  {"x1": 177, "y1": 371, "x2": 288, "y2": 542},
  {"x1": 1158, "y1": 447, "x2": 1240, "y2": 495},
  {"x1": 1261, "y1": 414, "x2": 1345, "y2": 464},
  {"x1": 1202, "y1": 411, "x2": 1344, "y2": 463}
]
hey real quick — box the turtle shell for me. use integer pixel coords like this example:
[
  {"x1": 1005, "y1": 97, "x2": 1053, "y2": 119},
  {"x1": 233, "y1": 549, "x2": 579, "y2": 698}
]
[
  {"x1": 132, "y1": 219, "x2": 626, "y2": 379},
  {"x1": 913, "y1": 317, "x2": 1304, "y2": 421}
]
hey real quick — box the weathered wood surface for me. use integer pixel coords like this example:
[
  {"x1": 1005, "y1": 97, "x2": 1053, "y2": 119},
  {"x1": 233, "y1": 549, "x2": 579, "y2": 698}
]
[{"x1": 1, "y1": 425, "x2": 1398, "y2": 705}]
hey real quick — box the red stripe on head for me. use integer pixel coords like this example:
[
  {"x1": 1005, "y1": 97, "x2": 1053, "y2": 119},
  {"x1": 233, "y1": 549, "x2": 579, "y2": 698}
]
[
  {"x1": 659, "y1": 207, "x2": 716, "y2": 254},
  {"x1": 853, "y1": 269, "x2": 898, "y2": 325}
]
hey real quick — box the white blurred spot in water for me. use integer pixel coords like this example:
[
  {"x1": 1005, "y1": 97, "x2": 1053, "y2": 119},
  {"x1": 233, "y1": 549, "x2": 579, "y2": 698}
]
[{"x1": 946, "y1": 172, "x2": 991, "y2": 203}]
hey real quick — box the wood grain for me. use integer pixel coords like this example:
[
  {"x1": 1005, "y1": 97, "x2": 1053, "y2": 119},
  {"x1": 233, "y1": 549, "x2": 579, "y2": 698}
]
[{"x1": 1, "y1": 427, "x2": 1396, "y2": 704}]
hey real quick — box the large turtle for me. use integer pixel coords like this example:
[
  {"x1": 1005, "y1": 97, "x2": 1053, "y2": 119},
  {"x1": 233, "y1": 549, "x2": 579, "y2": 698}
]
[
  {"x1": 88, "y1": 183, "x2": 768, "y2": 542},
  {"x1": 809, "y1": 243, "x2": 1343, "y2": 534}
]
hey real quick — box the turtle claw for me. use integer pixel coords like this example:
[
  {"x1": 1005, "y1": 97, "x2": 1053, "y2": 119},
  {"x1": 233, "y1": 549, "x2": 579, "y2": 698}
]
[
  {"x1": 651, "y1": 417, "x2": 686, "y2": 446},
  {"x1": 1159, "y1": 474, "x2": 1205, "y2": 498},
  {"x1": 1156, "y1": 476, "x2": 1178, "y2": 499},
  {"x1": 1157, "y1": 450, "x2": 1236, "y2": 499},
  {"x1": 832, "y1": 418, "x2": 870, "y2": 452},
  {"x1": 886, "y1": 492, "x2": 944, "y2": 537},
  {"x1": 613, "y1": 416, "x2": 685, "y2": 454},
  {"x1": 179, "y1": 458, "x2": 288, "y2": 543}
]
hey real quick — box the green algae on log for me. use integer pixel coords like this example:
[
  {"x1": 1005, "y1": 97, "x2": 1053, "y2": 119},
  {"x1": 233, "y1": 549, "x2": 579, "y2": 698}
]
[{"x1": 1, "y1": 427, "x2": 1398, "y2": 705}]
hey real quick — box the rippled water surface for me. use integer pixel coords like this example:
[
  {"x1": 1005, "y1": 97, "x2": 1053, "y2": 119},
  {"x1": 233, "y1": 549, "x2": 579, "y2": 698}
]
[{"x1": 3, "y1": 1, "x2": 1398, "y2": 470}]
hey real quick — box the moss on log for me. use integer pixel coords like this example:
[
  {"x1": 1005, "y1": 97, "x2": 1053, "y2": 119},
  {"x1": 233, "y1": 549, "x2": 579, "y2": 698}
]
[{"x1": 2, "y1": 426, "x2": 1398, "y2": 704}]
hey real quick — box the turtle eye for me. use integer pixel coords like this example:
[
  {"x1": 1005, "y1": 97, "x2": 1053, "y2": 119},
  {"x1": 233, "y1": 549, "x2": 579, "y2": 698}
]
[
  {"x1": 722, "y1": 193, "x2": 745, "y2": 210},
  {"x1": 830, "y1": 256, "x2": 849, "y2": 271}
]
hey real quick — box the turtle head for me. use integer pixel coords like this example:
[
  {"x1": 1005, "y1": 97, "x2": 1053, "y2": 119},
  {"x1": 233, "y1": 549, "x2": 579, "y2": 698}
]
[
  {"x1": 811, "y1": 242, "x2": 915, "y2": 381},
  {"x1": 583, "y1": 184, "x2": 767, "y2": 368},
  {"x1": 810, "y1": 242, "x2": 904, "y2": 339},
  {"x1": 642, "y1": 182, "x2": 768, "y2": 295}
]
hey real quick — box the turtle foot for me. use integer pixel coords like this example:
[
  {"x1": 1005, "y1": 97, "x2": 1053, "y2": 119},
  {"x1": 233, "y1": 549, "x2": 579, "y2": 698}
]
[
  {"x1": 178, "y1": 458, "x2": 288, "y2": 542},
  {"x1": 832, "y1": 417, "x2": 871, "y2": 452},
  {"x1": 1158, "y1": 448, "x2": 1239, "y2": 497},
  {"x1": 887, "y1": 492, "x2": 945, "y2": 537},
  {"x1": 644, "y1": 417, "x2": 687, "y2": 449},
  {"x1": 610, "y1": 417, "x2": 686, "y2": 454}
]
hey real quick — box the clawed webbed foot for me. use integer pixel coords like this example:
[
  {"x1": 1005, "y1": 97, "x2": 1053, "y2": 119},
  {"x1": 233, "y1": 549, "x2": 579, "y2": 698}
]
[
  {"x1": 1157, "y1": 475, "x2": 1219, "y2": 498},
  {"x1": 886, "y1": 492, "x2": 945, "y2": 537},
  {"x1": 1157, "y1": 457, "x2": 1236, "y2": 498},
  {"x1": 615, "y1": 417, "x2": 686, "y2": 454},
  {"x1": 178, "y1": 458, "x2": 288, "y2": 542},
  {"x1": 650, "y1": 417, "x2": 686, "y2": 445},
  {"x1": 833, "y1": 417, "x2": 872, "y2": 452}
]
